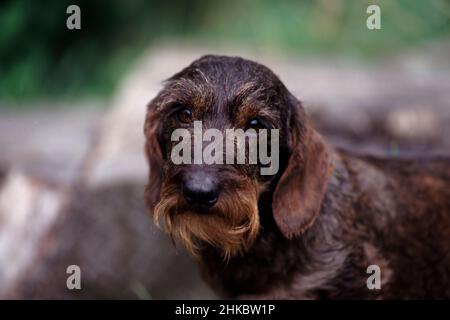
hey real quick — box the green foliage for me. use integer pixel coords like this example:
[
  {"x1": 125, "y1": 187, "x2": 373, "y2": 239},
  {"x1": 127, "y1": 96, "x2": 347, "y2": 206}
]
[{"x1": 0, "y1": 0, "x2": 449, "y2": 104}]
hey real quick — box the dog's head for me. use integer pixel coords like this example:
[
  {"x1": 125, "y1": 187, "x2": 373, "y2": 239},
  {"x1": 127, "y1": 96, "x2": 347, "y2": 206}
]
[{"x1": 144, "y1": 55, "x2": 331, "y2": 259}]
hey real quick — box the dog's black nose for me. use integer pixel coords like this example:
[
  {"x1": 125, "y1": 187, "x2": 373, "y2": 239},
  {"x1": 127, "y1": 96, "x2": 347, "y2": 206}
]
[{"x1": 183, "y1": 173, "x2": 219, "y2": 209}]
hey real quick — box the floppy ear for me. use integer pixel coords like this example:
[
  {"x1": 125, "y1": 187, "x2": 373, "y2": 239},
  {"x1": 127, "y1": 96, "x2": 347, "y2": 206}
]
[
  {"x1": 272, "y1": 99, "x2": 332, "y2": 238},
  {"x1": 144, "y1": 98, "x2": 164, "y2": 212}
]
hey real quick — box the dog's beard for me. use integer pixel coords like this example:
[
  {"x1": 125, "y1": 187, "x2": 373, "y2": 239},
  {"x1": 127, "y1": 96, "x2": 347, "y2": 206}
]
[{"x1": 154, "y1": 181, "x2": 260, "y2": 260}]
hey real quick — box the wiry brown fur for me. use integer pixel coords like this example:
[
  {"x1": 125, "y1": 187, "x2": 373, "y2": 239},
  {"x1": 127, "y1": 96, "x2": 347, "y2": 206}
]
[
  {"x1": 144, "y1": 55, "x2": 450, "y2": 299},
  {"x1": 153, "y1": 176, "x2": 259, "y2": 260}
]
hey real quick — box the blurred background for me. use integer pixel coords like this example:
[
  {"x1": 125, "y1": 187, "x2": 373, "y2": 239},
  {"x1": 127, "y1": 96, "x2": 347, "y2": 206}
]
[{"x1": 0, "y1": 0, "x2": 449, "y2": 299}]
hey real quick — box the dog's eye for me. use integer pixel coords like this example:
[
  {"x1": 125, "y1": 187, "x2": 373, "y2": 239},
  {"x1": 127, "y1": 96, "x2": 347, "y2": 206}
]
[
  {"x1": 176, "y1": 108, "x2": 193, "y2": 124},
  {"x1": 245, "y1": 118, "x2": 265, "y2": 131}
]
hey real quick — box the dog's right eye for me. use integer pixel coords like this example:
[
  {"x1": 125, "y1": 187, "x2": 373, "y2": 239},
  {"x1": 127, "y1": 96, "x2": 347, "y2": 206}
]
[
  {"x1": 176, "y1": 107, "x2": 193, "y2": 124},
  {"x1": 245, "y1": 117, "x2": 266, "y2": 131}
]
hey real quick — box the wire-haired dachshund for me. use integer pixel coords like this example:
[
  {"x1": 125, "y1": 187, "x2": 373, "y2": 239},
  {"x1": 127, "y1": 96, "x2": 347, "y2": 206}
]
[{"x1": 144, "y1": 55, "x2": 450, "y2": 299}]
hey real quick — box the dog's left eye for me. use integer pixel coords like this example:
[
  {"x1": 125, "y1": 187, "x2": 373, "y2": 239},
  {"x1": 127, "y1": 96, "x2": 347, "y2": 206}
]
[
  {"x1": 245, "y1": 118, "x2": 266, "y2": 130},
  {"x1": 176, "y1": 107, "x2": 193, "y2": 124}
]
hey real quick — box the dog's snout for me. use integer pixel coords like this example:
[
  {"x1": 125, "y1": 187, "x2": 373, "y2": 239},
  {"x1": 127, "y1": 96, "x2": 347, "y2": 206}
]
[{"x1": 182, "y1": 172, "x2": 219, "y2": 209}]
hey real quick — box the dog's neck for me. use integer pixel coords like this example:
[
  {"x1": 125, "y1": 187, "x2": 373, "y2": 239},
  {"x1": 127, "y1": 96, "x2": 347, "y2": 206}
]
[{"x1": 198, "y1": 149, "x2": 377, "y2": 299}]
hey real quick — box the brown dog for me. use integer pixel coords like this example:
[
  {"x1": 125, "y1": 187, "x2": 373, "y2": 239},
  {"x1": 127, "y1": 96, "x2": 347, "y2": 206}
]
[{"x1": 144, "y1": 55, "x2": 450, "y2": 299}]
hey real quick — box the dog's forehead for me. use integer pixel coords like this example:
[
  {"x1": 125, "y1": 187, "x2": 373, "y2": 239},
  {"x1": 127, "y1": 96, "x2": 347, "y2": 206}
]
[
  {"x1": 188, "y1": 55, "x2": 278, "y2": 86},
  {"x1": 166, "y1": 56, "x2": 286, "y2": 115}
]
